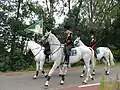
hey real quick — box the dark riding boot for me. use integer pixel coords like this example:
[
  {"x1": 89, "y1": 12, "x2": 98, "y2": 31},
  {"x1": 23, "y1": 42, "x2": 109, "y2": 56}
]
[
  {"x1": 44, "y1": 51, "x2": 51, "y2": 62},
  {"x1": 45, "y1": 55, "x2": 49, "y2": 62},
  {"x1": 64, "y1": 55, "x2": 69, "y2": 67},
  {"x1": 94, "y1": 52, "x2": 97, "y2": 58}
]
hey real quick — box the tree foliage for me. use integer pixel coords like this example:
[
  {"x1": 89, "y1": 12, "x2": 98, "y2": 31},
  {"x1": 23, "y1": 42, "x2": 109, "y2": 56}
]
[{"x1": 0, "y1": 0, "x2": 120, "y2": 72}]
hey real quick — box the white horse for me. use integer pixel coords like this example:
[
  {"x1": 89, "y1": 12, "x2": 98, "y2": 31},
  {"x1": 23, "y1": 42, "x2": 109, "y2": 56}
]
[
  {"x1": 74, "y1": 37, "x2": 115, "y2": 76},
  {"x1": 23, "y1": 40, "x2": 48, "y2": 79},
  {"x1": 41, "y1": 31, "x2": 95, "y2": 86},
  {"x1": 23, "y1": 40, "x2": 65, "y2": 79}
]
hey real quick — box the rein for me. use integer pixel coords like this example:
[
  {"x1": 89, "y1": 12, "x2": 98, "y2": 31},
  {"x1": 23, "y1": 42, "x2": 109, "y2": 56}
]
[
  {"x1": 31, "y1": 47, "x2": 41, "y2": 51},
  {"x1": 42, "y1": 33, "x2": 63, "y2": 55},
  {"x1": 31, "y1": 46, "x2": 43, "y2": 57},
  {"x1": 51, "y1": 44, "x2": 62, "y2": 55},
  {"x1": 50, "y1": 44, "x2": 64, "y2": 46}
]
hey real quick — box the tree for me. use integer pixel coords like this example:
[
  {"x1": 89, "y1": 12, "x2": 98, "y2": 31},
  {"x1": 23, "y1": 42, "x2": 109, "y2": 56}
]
[
  {"x1": 0, "y1": 0, "x2": 45, "y2": 71},
  {"x1": 111, "y1": 4, "x2": 120, "y2": 48}
]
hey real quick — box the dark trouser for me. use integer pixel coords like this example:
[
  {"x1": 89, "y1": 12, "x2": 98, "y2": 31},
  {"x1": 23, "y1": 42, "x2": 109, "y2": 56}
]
[
  {"x1": 92, "y1": 47, "x2": 97, "y2": 58},
  {"x1": 94, "y1": 50, "x2": 97, "y2": 58},
  {"x1": 64, "y1": 45, "x2": 72, "y2": 65},
  {"x1": 44, "y1": 49, "x2": 51, "y2": 61}
]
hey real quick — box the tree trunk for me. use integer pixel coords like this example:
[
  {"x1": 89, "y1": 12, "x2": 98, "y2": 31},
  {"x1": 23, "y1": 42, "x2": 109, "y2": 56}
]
[{"x1": 11, "y1": 0, "x2": 21, "y2": 53}]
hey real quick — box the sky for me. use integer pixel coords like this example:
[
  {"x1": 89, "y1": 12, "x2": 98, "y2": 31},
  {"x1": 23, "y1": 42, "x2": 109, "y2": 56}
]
[
  {"x1": 29, "y1": 0, "x2": 76, "y2": 27},
  {"x1": 32, "y1": 0, "x2": 68, "y2": 25},
  {"x1": 1, "y1": 0, "x2": 76, "y2": 26}
]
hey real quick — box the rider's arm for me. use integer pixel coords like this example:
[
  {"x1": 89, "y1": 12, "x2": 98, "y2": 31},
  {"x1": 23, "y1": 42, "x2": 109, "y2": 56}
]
[{"x1": 66, "y1": 36, "x2": 72, "y2": 46}]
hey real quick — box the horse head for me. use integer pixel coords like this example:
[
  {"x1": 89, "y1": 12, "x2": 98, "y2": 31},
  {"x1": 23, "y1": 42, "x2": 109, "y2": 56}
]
[
  {"x1": 74, "y1": 37, "x2": 86, "y2": 47},
  {"x1": 41, "y1": 31, "x2": 51, "y2": 44},
  {"x1": 41, "y1": 31, "x2": 60, "y2": 52},
  {"x1": 74, "y1": 37, "x2": 81, "y2": 47}
]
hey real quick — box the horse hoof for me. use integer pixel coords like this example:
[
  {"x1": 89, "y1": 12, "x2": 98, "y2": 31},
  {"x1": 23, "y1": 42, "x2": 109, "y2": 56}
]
[
  {"x1": 44, "y1": 81, "x2": 49, "y2": 87},
  {"x1": 91, "y1": 77, "x2": 94, "y2": 80},
  {"x1": 105, "y1": 73, "x2": 109, "y2": 75},
  {"x1": 92, "y1": 72, "x2": 96, "y2": 76},
  {"x1": 80, "y1": 75, "x2": 84, "y2": 78},
  {"x1": 44, "y1": 84, "x2": 49, "y2": 87},
  {"x1": 60, "y1": 81, "x2": 64, "y2": 85},
  {"x1": 83, "y1": 81, "x2": 87, "y2": 84},
  {"x1": 105, "y1": 71, "x2": 109, "y2": 75},
  {"x1": 80, "y1": 76, "x2": 83, "y2": 78},
  {"x1": 60, "y1": 83, "x2": 64, "y2": 85},
  {"x1": 33, "y1": 75, "x2": 37, "y2": 79},
  {"x1": 33, "y1": 77, "x2": 37, "y2": 79}
]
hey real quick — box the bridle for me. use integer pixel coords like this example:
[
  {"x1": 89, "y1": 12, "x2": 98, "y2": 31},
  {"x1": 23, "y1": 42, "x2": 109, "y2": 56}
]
[
  {"x1": 74, "y1": 39, "x2": 80, "y2": 46},
  {"x1": 41, "y1": 33, "x2": 63, "y2": 55},
  {"x1": 50, "y1": 44, "x2": 62, "y2": 55},
  {"x1": 24, "y1": 41, "x2": 43, "y2": 57},
  {"x1": 42, "y1": 33, "x2": 50, "y2": 43},
  {"x1": 31, "y1": 46, "x2": 42, "y2": 57}
]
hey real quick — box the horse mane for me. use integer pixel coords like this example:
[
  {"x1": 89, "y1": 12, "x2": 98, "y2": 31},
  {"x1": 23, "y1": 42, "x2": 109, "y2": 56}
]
[
  {"x1": 28, "y1": 41, "x2": 42, "y2": 48},
  {"x1": 75, "y1": 37, "x2": 86, "y2": 46},
  {"x1": 79, "y1": 39, "x2": 86, "y2": 46},
  {"x1": 50, "y1": 33, "x2": 60, "y2": 44}
]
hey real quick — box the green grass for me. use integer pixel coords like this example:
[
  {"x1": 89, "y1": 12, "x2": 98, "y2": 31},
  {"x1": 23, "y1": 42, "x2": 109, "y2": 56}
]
[{"x1": 99, "y1": 72, "x2": 120, "y2": 90}]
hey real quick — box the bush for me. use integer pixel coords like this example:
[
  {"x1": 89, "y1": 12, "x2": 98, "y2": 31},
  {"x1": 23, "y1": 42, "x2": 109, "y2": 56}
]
[{"x1": 112, "y1": 49, "x2": 120, "y2": 62}]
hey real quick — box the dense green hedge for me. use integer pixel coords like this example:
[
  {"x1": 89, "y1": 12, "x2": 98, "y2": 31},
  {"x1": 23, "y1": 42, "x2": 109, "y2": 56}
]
[
  {"x1": 112, "y1": 49, "x2": 120, "y2": 62},
  {"x1": 0, "y1": 50, "x2": 35, "y2": 72}
]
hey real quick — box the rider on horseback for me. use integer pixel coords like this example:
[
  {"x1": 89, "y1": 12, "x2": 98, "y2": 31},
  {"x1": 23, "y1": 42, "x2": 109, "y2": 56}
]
[
  {"x1": 43, "y1": 42, "x2": 51, "y2": 62},
  {"x1": 90, "y1": 35, "x2": 96, "y2": 50},
  {"x1": 64, "y1": 29, "x2": 73, "y2": 66},
  {"x1": 90, "y1": 30, "x2": 97, "y2": 58}
]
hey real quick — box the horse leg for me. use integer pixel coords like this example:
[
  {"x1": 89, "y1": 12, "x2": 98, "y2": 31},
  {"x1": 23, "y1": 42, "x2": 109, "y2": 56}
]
[
  {"x1": 63, "y1": 64, "x2": 68, "y2": 76},
  {"x1": 102, "y1": 57, "x2": 106, "y2": 70},
  {"x1": 68, "y1": 63, "x2": 71, "y2": 68},
  {"x1": 105, "y1": 57, "x2": 110, "y2": 75},
  {"x1": 59, "y1": 64, "x2": 63, "y2": 76},
  {"x1": 80, "y1": 65, "x2": 86, "y2": 78},
  {"x1": 102, "y1": 58, "x2": 108, "y2": 75},
  {"x1": 83, "y1": 60, "x2": 93, "y2": 84},
  {"x1": 44, "y1": 62, "x2": 64, "y2": 87},
  {"x1": 92, "y1": 58, "x2": 96, "y2": 76},
  {"x1": 39, "y1": 60, "x2": 48, "y2": 78},
  {"x1": 33, "y1": 62, "x2": 39, "y2": 79},
  {"x1": 60, "y1": 64, "x2": 66, "y2": 85},
  {"x1": 59, "y1": 63, "x2": 67, "y2": 76}
]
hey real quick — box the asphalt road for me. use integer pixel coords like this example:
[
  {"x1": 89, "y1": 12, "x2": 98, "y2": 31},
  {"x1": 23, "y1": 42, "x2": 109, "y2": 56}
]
[{"x1": 0, "y1": 66, "x2": 120, "y2": 90}]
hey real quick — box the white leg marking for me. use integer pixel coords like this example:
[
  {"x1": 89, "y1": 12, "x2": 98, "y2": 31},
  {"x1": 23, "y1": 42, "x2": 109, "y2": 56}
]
[{"x1": 33, "y1": 75, "x2": 37, "y2": 79}]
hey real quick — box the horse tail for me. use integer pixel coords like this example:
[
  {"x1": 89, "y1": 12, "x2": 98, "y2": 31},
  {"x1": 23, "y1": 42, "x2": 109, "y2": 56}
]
[
  {"x1": 109, "y1": 49, "x2": 115, "y2": 66},
  {"x1": 89, "y1": 47, "x2": 95, "y2": 70}
]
